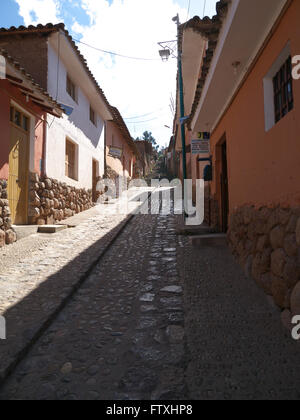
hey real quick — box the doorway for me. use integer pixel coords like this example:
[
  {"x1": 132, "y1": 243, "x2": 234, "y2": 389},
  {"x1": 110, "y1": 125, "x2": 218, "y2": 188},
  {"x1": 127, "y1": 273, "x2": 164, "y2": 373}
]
[
  {"x1": 92, "y1": 159, "x2": 99, "y2": 202},
  {"x1": 220, "y1": 141, "x2": 229, "y2": 232},
  {"x1": 8, "y1": 106, "x2": 30, "y2": 225}
]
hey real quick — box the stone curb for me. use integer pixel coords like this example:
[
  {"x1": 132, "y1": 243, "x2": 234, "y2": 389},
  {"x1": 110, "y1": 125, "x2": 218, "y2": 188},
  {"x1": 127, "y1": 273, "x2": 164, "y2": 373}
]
[{"x1": 0, "y1": 211, "x2": 137, "y2": 388}]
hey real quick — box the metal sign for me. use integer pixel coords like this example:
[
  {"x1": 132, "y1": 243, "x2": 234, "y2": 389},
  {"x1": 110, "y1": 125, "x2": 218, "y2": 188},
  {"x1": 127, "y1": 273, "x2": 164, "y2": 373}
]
[
  {"x1": 192, "y1": 132, "x2": 210, "y2": 155},
  {"x1": 109, "y1": 146, "x2": 123, "y2": 159}
]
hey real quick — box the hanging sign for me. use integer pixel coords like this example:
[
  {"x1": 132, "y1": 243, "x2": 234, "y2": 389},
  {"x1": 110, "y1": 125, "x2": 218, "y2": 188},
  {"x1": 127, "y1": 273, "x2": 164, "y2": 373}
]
[
  {"x1": 192, "y1": 132, "x2": 210, "y2": 155},
  {"x1": 109, "y1": 146, "x2": 123, "y2": 159}
]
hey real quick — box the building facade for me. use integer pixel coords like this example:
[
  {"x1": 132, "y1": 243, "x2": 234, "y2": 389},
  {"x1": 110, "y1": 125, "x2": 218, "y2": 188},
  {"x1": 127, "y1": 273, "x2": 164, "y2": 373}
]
[
  {"x1": 0, "y1": 48, "x2": 63, "y2": 245},
  {"x1": 187, "y1": 0, "x2": 300, "y2": 312},
  {"x1": 106, "y1": 107, "x2": 139, "y2": 183},
  {"x1": 0, "y1": 23, "x2": 115, "y2": 225}
]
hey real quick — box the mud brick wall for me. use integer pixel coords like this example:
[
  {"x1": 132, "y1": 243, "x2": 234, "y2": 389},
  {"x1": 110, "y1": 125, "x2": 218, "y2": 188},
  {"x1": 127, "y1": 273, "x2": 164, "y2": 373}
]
[
  {"x1": 28, "y1": 173, "x2": 93, "y2": 225},
  {"x1": 0, "y1": 179, "x2": 17, "y2": 247},
  {"x1": 228, "y1": 205, "x2": 300, "y2": 317}
]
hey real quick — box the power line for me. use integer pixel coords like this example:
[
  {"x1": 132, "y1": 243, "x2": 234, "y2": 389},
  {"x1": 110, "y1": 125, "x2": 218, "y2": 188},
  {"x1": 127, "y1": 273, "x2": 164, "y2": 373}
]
[
  {"x1": 126, "y1": 117, "x2": 158, "y2": 124},
  {"x1": 203, "y1": 0, "x2": 207, "y2": 17},
  {"x1": 73, "y1": 38, "x2": 160, "y2": 62},
  {"x1": 186, "y1": 0, "x2": 192, "y2": 21},
  {"x1": 124, "y1": 107, "x2": 165, "y2": 120}
]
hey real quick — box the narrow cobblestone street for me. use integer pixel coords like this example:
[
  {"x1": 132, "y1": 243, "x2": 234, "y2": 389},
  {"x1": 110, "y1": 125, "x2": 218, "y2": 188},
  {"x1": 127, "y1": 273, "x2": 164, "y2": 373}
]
[
  {"x1": 0, "y1": 194, "x2": 188, "y2": 400},
  {"x1": 1, "y1": 190, "x2": 300, "y2": 400}
]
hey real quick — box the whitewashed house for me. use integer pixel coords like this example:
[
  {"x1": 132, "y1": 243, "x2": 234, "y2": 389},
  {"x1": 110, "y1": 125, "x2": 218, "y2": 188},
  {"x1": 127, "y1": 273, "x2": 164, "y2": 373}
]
[{"x1": 0, "y1": 23, "x2": 114, "y2": 223}]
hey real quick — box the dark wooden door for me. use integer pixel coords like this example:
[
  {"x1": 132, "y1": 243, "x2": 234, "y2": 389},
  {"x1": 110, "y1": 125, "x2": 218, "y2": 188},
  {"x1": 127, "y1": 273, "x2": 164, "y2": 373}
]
[{"x1": 220, "y1": 141, "x2": 229, "y2": 232}]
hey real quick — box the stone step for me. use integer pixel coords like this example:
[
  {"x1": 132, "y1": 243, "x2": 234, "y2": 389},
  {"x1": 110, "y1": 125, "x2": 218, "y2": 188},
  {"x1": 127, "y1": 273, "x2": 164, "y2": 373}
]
[
  {"x1": 12, "y1": 225, "x2": 38, "y2": 240},
  {"x1": 176, "y1": 223, "x2": 216, "y2": 236},
  {"x1": 191, "y1": 234, "x2": 228, "y2": 247},
  {"x1": 38, "y1": 225, "x2": 68, "y2": 234}
]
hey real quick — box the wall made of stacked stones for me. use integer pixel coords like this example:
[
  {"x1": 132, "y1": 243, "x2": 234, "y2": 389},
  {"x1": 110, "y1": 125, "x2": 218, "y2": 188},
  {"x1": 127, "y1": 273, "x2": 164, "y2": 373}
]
[
  {"x1": 228, "y1": 205, "x2": 300, "y2": 317},
  {"x1": 0, "y1": 179, "x2": 17, "y2": 247},
  {"x1": 28, "y1": 173, "x2": 93, "y2": 225}
]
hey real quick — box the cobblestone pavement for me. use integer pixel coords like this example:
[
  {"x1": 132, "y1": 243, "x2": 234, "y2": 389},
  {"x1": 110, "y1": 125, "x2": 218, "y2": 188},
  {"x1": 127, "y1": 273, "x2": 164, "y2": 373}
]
[
  {"x1": 0, "y1": 191, "x2": 153, "y2": 382},
  {"x1": 1, "y1": 191, "x2": 300, "y2": 399},
  {"x1": 180, "y1": 238, "x2": 300, "y2": 400},
  {"x1": 0, "y1": 200, "x2": 187, "y2": 400}
]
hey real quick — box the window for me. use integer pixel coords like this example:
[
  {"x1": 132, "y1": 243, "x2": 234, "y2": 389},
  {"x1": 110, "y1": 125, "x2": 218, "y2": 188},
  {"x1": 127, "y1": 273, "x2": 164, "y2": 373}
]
[
  {"x1": 65, "y1": 139, "x2": 77, "y2": 180},
  {"x1": 10, "y1": 106, "x2": 29, "y2": 131},
  {"x1": 66, "y1": 75, "x2": 77, "y2": 102},
  {"x1": 90, "y1": 106, "x2": 97, "y2": 126},
  {"x1": 273, "y1": 56, "x2": 294, "y2": 123},
  {"x1": 263, "y1": 43, "x2": 293, "y2": 131}
]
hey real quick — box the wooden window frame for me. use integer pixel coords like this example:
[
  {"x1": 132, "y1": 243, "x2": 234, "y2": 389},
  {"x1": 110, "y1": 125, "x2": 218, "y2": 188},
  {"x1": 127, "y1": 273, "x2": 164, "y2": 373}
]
[
  {"x1": 66, "y1": 75, "x2": 77, "y2": 103},
  {"x1": 65, "y1": 138, "x2": 78, "y2": 181},
  {"x1": 90, "y1": 106, "x2": 97, "y2": 126},
  {"x1": 273, "y1": 56, "x2": 294, "y2": 124},
  {"x1": 10, "y1": 106, "x2": 30, "y2": 132}
]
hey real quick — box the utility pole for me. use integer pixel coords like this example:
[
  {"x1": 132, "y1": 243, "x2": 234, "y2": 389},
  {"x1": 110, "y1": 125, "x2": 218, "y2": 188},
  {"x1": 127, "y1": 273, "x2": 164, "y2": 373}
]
[{"x1": 158, "y1": 14, "x2": 188, "y2": 221}]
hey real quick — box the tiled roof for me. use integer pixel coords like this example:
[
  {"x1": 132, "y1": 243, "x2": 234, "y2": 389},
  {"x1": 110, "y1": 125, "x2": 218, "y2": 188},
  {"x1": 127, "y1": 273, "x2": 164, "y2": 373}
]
[
  {"x1": 177, "y1": 0, "x2": 230, "y2": 128},
  {"x1": 110, "y1": 106, "x2": 140, "y2": 158},
  {"x1": 0, "y1": 47, "x2": 63, "y2": 114},
  {"x1": 0, "y1": 23, "x2": 112, "y2": 118}
]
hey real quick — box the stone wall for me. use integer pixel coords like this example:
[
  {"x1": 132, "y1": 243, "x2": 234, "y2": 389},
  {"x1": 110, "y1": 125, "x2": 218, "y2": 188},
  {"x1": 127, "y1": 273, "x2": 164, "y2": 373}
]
[
  {"x1": 28, "y1": 173, "x2": 93, "y2": 225},
  {"x1": 228, "y1": 205, "x2": 300, "y2": 316},
  {"x1": 206, "y1": 197, "x2": 220, "y2": 230},
  {"x1": 0, "y1": 180, "x2": 17, "y2": 247}
]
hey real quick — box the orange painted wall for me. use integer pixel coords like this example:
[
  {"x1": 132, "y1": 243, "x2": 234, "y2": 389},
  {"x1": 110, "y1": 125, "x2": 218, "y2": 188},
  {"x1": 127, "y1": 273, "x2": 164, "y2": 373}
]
[
  {"x1": 0, "y1": 79, "x2": 45, "y2": 179},
  {"x1": 210, "y1": 0, "x2": 300, "y2": 214},
  {"x1": 106, "y1": 121, "x2": 136, "y2": 178}
]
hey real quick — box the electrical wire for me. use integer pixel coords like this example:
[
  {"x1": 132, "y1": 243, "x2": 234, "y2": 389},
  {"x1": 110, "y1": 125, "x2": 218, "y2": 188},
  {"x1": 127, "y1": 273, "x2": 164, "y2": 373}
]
[
  {"x1": 203, "y1": 0, "x2": 207, "y2": 17},
  {"x1": 186, "y1": 0, "x2": 192, "y2": 21},
  {"x1": 73, "y1": 38, "x2": 160, "y2": 62},
  {"x1": 126, "y1": 117, "x2": 158, "y2": 124},
  {"x1": 124, "y1": 107, "x2": 164, "y2": 120}
]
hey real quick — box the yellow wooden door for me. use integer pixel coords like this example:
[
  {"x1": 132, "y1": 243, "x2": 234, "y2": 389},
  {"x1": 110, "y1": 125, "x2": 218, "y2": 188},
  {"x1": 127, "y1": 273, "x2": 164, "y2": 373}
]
[{"x1": 8, "y1": 107, "x2": 29, "y2": 225}]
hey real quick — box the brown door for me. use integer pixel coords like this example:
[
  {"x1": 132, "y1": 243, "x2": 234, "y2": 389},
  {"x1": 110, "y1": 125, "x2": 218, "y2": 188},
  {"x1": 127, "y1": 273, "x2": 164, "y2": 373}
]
[
  {"x1": 92, "y1": 159, "x2": 98, "y2": 202},
  {"x1": 8, "y1": 107, "x2": 30, "y2": 225},
  {"x1": 220, "y1": 141, "x2": 229, "y2": 232}
]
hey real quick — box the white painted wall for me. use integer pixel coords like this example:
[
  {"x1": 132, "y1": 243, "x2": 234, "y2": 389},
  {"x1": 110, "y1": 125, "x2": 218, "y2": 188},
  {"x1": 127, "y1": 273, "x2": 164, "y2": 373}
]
[{"x1": 46, "y1": 42, "x2": 105, "y2": 189}]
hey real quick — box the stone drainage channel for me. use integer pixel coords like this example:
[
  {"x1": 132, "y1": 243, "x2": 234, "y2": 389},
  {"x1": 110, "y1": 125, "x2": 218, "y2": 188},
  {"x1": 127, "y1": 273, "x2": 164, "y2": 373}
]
[{"x1": 0, "y1": 193, "x2": 189, "y2": 400}]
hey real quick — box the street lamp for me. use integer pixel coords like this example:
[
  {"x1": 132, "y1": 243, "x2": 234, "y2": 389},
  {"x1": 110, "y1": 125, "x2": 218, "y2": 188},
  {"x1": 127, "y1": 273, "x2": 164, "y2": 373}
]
[
  {"x1": 158, "y1": 14, "x2": 188, "y2": 221},
  {"x1": 159, "y1": 49, "x2": 171, "y2": 62}
]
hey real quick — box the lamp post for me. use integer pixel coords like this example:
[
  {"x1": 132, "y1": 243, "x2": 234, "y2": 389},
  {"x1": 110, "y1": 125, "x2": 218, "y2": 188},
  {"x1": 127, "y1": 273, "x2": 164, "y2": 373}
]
[{"x1": 158, "y1": 14, "x2": 188, "y2": 220}]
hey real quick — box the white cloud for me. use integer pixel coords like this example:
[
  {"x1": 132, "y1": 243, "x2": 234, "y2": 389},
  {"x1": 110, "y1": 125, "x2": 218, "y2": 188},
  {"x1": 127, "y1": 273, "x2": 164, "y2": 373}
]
[{"x1": 14, "y1": 0, "x2": 61, "y2": 26}]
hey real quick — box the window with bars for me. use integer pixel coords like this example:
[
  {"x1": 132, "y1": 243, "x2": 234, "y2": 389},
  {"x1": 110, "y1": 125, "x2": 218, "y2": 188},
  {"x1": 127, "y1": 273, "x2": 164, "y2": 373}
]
[
  {"x1": 273, "y1": 56, "x2": 294, "y2": 123},
  {"x1": 65, "y1": 139, "x2": 77, "y2": 180}
]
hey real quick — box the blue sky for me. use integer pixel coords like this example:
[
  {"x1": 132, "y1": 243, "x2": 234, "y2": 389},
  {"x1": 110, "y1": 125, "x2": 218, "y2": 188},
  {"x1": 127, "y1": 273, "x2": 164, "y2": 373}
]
[{"x1": 0, "y1": 0, "x2": 218, "y2": 146}]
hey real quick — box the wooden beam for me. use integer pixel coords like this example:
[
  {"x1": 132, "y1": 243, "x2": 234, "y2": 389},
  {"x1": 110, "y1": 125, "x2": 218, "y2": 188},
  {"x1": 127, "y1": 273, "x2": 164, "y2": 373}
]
[
  {"x1": 6, "y1": 73, "x2": 23, "y2": 83},
  {"x1": 22, "y1": 92, "x2": 45, "y2": 102},
  {"x1": 10, "y1": 81, "x2": 34, "y2": 93}
]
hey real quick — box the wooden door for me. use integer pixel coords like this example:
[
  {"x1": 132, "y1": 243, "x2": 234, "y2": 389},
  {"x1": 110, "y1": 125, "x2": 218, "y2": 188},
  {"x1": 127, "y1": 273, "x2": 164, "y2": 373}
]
[
  {"x1": 8, "y1": 107, "x2": 30, "y2": 225},
  {"x1": 220, "y1": 141, "x2": 229, "y2": 232}
]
